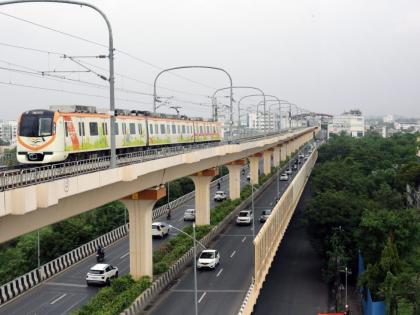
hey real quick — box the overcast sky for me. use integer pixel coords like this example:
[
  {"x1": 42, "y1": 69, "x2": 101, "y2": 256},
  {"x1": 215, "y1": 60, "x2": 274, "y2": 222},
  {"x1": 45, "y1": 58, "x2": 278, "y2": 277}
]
[{"x1": 0, "y1": 0, "x2": 419, "y2": 120}]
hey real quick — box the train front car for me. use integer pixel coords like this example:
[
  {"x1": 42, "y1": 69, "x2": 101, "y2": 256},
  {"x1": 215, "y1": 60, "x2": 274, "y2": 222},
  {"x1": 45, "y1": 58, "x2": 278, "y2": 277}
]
[{"x1": 17, "y1": 109, "x2": 65, "y2": 164}]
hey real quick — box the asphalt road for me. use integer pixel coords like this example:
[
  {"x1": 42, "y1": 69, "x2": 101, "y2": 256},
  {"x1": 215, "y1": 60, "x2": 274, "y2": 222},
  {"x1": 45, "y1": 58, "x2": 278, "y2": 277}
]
[
  {"x1": 253, "y1": 183, "x2": 329, "y2": 315},
  {"x1": 144, "y1": 150, "x2": 311, "y2": 315},
  {"x1": 0, "y1": 164, "x2": 255, "y2": 315}
]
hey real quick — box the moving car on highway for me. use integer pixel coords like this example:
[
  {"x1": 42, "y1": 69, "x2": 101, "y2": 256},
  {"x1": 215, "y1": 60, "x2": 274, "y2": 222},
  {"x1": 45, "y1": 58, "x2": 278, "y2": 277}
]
[
  {"x1": 285, "y1": 168, "x2": 292, "y2": 175},
  {"x1": 86, "y1": 263, "x2": 118, "y2": 286},
  {"x1": 197, "y1": 249, "x2": 220, "y2": 270},
  {"x1": 183, "y1": 208, "x2": 196, "y2": 221},
  {"x1": 236, "y1": 210, "x2": 253, "y2": 225},
  {"x1": 280, "y1": 173, "x2": 289, "y2": 181},
  {"x1": 259, "y1": 209, "x2": 272, "y2": 223},
  {"x1": 214, "y1": 190, "x2": 227, "y2": 201},
  {"x1": 152, "y1": 222, "x2": 170, "y2": 238}
]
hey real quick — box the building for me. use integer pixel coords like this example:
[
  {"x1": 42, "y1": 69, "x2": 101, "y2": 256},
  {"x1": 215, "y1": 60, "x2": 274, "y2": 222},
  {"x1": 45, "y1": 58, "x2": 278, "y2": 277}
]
[
  {"x1": 383, "y1": 114, "x2": 394, "y2": 123},
  {"x1": 246, "y1": 111, "x2": 277, "y2": 131},
  {"x1": 327, "y1": 109, "x2": 365, "y2": 138},
  {"x1": 0, "y1": 120, "x2": 18, "y2": 145}
]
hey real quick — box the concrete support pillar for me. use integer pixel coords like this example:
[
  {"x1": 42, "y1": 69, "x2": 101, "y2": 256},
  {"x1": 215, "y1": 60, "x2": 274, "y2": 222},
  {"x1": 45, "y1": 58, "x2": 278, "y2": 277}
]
[
  {"x1": 248, "y1": 154, "x2": 261, "y2": 185},
  {"x1": 226, "y1": 159, "x2": 246, "y2": 200},
  {"x1": 273, "y1": 146, "x2": 281, "y2": 167},
  {"x1": 286, "y1": 141, "x2": 292, "y2": 158},
  {"x1": 263, "y1": 149, "x2": 273, "y2": 175},
  {"x1": 121, "y1": 186, "x2": 166, "y2": 280},
  {"x1": 280, "y1": 143, "x2": 287, "y2": 161},
  {"x1": 190, "y1": 168, "x2": 219, "y2": 226}
]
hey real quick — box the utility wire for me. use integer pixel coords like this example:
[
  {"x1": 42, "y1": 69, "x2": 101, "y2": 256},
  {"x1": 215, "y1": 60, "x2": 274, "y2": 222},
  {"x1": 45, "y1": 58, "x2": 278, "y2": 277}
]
[
  {"x1": 0, "y1": 41, "x2": 212, "y2": 99},
  {"x1": 0, "y1": 80, "x2": 152, "y2": 106},
  {"x1": 0, "y1": 61, "x2": 154, "y2": 97},
  {"x1": 0, "y1": 11, "x2": 217, "y2": 90},
  {"x1": 0, "y1": 63, "x2": 213, "y2": 109}
]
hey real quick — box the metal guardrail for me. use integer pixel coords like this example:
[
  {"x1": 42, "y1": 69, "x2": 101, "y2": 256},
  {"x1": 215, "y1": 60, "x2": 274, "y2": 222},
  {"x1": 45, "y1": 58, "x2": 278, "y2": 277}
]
[{"x1": 0, "y1": 129, "x2": 298, "y2": 192}]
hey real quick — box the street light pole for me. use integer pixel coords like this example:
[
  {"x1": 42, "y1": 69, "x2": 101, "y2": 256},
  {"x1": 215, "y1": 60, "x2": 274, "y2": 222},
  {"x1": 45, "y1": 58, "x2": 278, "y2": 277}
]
[
  {"x1": 168, "y1": 223, "x2": 206, "y2": 315},
  {"x1": 0, "y1": 0, "x2": 117, "y2": 168},
  {"x1": 193, "y1": 223, "x2": 198, "y2": 315},
  {"x1": 37, "y1": 229, "x2": 40, "y2": 268}
]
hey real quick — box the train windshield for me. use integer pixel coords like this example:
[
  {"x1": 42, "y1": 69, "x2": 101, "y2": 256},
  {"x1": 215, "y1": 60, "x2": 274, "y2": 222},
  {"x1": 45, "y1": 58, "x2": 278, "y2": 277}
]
[{"x1": 19, "y1": 111, "x2": 54, "y2": 137}]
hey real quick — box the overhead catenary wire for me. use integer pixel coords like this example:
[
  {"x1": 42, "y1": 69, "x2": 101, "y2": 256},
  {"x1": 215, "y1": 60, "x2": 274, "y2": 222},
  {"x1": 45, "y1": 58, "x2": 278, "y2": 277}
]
[
  {"x1": 0, "y1": 80, "x2": 152, "y2": 106},
  {"x1": 0, "y1": 41, "x2": 213, "y2": 99},
  {"x1": 0, "y1": 61, "x2": 155, "y2": 97},
  {"x1": 0, "y1": 11, "x2": 217, "y2": 90}
]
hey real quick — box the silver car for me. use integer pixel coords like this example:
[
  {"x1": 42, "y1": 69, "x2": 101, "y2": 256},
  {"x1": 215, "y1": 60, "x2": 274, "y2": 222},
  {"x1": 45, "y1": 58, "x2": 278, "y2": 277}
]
[
  {"x1": 183, "y1": 209, "x2": 196, "y2": 221},
  {"x1": 259, "y1": 209, "x2": 272, "y2": 223}
]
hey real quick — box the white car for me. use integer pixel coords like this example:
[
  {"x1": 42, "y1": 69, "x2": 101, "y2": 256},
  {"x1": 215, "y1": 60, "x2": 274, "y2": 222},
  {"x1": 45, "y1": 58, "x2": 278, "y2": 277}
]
[
  {"x1": 152, "y1": 222, "x2": 170, "y2": 238},
  {"x1": 298, "y1": 153, "x2": 305, "y2": 159},
  {"x1": 86, "y1": 263, "x2": 118, "y2": 286},
  {"x1": 280, "y1": 173, "x2": 289, "y2": 181},
  {"x1": 246, "y1": 173, "x2": 251, "y2": 181},
  {"x1": 285, "y1": 168, "x2": 292, "y2": 175},
  {"x1": 197, "y1": 249, "x2": 220, "y2": 269},
  {"x1": 236, "y1": 210, "x2": 253, "y2": 225},
  {"x1": 214, "y1": 191, "x2": 227, "y2": 201},
  {"x1": 183, "y1": 208, "x2": 196, "y2": 221}
]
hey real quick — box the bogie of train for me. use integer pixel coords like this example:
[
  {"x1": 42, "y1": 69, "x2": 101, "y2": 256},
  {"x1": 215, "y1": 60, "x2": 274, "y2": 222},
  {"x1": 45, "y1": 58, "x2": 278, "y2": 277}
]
[{"x1": 17, "y1": 105, "x2": 223, "y2": 164}]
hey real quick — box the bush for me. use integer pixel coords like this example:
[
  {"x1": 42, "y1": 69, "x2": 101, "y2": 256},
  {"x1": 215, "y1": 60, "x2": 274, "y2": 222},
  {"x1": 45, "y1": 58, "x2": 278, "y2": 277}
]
[{"x1": 72, "y1": 275, "x2": 151, "y2": 315}]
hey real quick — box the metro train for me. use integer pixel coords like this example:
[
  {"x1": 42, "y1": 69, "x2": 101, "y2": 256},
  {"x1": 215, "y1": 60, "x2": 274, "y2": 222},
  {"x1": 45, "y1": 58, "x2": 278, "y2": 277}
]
[{"x1": 17, "y1": 105, "x2": 223, "y2": 164}]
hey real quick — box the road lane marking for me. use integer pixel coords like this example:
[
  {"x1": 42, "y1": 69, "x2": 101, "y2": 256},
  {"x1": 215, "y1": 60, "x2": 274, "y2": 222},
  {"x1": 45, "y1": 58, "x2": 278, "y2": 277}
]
[
  {"x1": 120, "y1": 252, "x2": 129, "y2": 259},
  {"x1": 198, "y1": 292, "x2": 207, "y2": 303},
  {"x1": 45, "y1": 282, "x2": 86, "y2": 288},
  {"x1": 50, "y1": 293, "x2": 67, "y2": 305},
  {"x1": 242, "y1": 237, "x2": 246, "y2": 243},
  {"x1": 230, "y1": 250, "x2": 236, "y2": 258},
  {"x1": 216, "y1": 268, "x2": 224, "y2": 277}
]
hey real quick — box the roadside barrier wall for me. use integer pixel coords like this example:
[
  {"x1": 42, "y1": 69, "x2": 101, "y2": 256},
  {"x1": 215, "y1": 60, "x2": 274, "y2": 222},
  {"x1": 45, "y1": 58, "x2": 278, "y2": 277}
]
[{"x1": 238, "y1": 149, "x2": 318, "y2": 315}]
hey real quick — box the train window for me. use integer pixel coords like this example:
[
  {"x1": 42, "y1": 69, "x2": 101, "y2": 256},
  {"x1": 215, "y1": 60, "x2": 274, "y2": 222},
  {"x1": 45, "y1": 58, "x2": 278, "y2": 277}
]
[
  {"x1": 177, "y1": 125, "x2": 180, "y2": 133},
  {"x1": 155, "y1": 124, "x2": 158, "y2": 134},
  {"x1": 167, "y1": 124, "x2": 170, "y2": 134},
  {"x1": 114, "y1": 123, "x2": 119, "y2": 135},
  {"x1": 102, "y1": 122, "x2": 108, "y2": 135},
  {"x1": 172, "y1": 124, "x2": 176, "y2": 134},
  {"x1": 149, "y1": 123, "x2": 153, "y2": 134},
  {"x1": 122, "y1": 123, "x2": 127, "y2": 135},
  {"x1": 65, "y1": 122, "x2": 69, "y2": 137},
  {"x1": 138, "y1": 123, "x2": 143, "y2": 135},
  {"x1": 89, "y1": 122, "x2": 99, "y2": 136},
  {"x1": 160, "y1": 124, "x2": 165, "y2": 134},
  {"x1": 129, "y1": 123, "x2": 136, "y2": 135},
  {"x1": 200, "y1": 126, "x2": 203, "y2": 134},
  {"x1": 206, "y1": 126, "x2": 209, "y2": 133},
  {"x1": 181, "y1": 125, "x2": 185, "y2": 133},
  {"x1": 78, "y1": 122, "x2": 85, "y2": 137}
]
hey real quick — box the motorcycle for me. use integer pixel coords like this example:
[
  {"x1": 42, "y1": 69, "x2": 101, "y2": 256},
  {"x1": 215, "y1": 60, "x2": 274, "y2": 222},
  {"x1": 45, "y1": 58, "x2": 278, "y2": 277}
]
[{"x1": 96, "y1": 251, "x2": 105, "y2": 263}]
